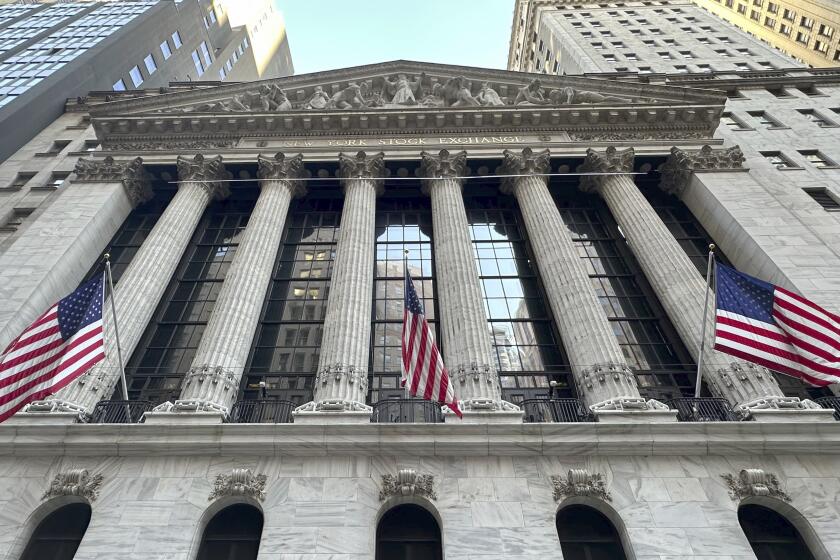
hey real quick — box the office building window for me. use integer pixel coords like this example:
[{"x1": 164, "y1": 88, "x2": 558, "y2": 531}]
[
  {"x1": 797, "y1": 85, "x2": 823, "y2": 96},
  {"x1": 798, "y1": 109, "x2": 835, "y2": 126},
  {"x1": 814, "y1": 41, "x2": 829, "y2": 54},
  {"x1": 804, "y1": 188, "x2": 840, "y2": 210},
  {"x1": 242, "y1": 37, "x2": 249, "y2": 49},
  {"x1": 760, "y1": 151, "x2": 798, "y2": 169},
  {"x1": 208, "y1": 10, "x2": 216, "y2": 24},
  {"x1": 638, "y1": 66, "x2": 652, "y2": 73},
  {"x1": 171, "y1": 30, "x2": 182, "y2": 49},
  {"x1": 764, "y1": 17, "x2": 776, "y2": 28},
  {"x1": 818, "y1": 24, "x2": 834, "y2": 38},
  {"x1": 750, "y1": 9, "x2": 760, "y2": 20},
  {"x1": 800, "y1": 16, "x2": 814, "y2": 29},
  {"x1": 47, "y1": 172, "x2": 69, "y2": 188},
  {"x1": 225, "y1": 60, "x2": 233, "y2": 71},
  {"x1": 798, "y1": 151, "x2": 836, "y2": 169},
  {"x1": 696, "y1": 64, "x2": 712, "y2": 72},
  {"x1": 796, "y1": 31, "x2": 810, "y2": 44},
  {"x1": 191, "y1": 50, "x2": 204, "y2": 76},
  {"x1": 6, "y1": 172, "x2": 35, "y2": 190},
  {"x1": 780, "y1": 23, "x2": 792, "y2": 36},
  {"x1": 143, "y1": 53, "x2": 157, "y2": 75},
  {"x1": 673, "y1": 65, "x2": 688, "y2": 73},
  {"x1": 219, "y1": 68, "x2": 226, "y2": 80},
  {"x1": 735, "y1": 62, "x2": 751, "y2": 70},
  {"x1": 748, "y1": 110, "x2": 783, "y2": 127},
  {"x1": 200, "y1": 41, "x2": 212, "y2": 67},
  {"x1": 782, "y1": 8, "x2": 795, "y2": 20},
  {"x1": 112, "y1": 79, "x2": 126, "y2": 91},
  {"x1": 83, "y1": 140, "x2": 99, "y2": 152},
  {"x1": 767, "y1": 86, "x2": 791, "y2": 97},
  {"x1": 129, "y1": 65, "x2": 143, "y2": 87},
  {"x1": 624, "y1": 53, "x2": 638, "y2": 61},
  {"x1": 160, "y1": 39, "x2": 172, "y2": 60},
  {"x1": 716, "y1": 49, "x2": 731, "y2": 57},
  {"x1": 767, "y1": 2, "x2": 778, "y2": 13},
  {"x1": 720, "y1": 113, "x2": 747, "y2": 130}
]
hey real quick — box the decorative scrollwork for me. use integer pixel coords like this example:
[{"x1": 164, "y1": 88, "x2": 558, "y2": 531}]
[
  {"x1": 42, "y1": 469, "x2": 104, "y2": 502},
  {"x1": 209, "y1": 468, "x2": 267, "y2": 502},
  {"x1": 659, "y1": 145, "x2": 745, "y2": 195},
  {"x1": 722, "y1": 469, "x2": 790, "y2": 502},
  {"x1": 551, "y1": 469, "x2": 612, "y2": 502},
  {"x1": 379, "y1": 469, "x2": 437, "y2": 501}
]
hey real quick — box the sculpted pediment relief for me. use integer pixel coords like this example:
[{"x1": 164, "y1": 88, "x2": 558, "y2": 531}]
[{"x1": 91, "y1": 61, "x2": 723, "y2": 118}]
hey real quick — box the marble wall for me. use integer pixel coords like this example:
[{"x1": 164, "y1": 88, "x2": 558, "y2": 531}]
[{"x1": 1, "y1": 452, "x2": 838, "y2": 560}]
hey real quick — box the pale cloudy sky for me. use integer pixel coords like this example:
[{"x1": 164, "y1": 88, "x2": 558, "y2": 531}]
[{"x1": 275, "y1": 0, "x2": 516, "y2": 75}]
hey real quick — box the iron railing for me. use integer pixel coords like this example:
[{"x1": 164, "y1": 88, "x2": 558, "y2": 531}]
[
  {"x1": 90, "y1": 400, "x2": 154, "y2": 424},
  {"x1": 229, "y1": 399, "x2": 296, "y2": 424},
  {"x1": 815, "y1": 396, "x2": 840, "y2": 420},
  {"x1": 521, "y1": 398, "x2": 593, "y2": 423},
  {"x1": 371, "y1": 399, "x2": 444, "y2": 423},
  {"x1": 667, "y1": 397, "x2": 738, "y2": 422}
]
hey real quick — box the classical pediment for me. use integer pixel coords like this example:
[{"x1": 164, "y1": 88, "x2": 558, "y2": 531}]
[{"x1": 87, "y1": 60, "x2": 727, "y2": 148}]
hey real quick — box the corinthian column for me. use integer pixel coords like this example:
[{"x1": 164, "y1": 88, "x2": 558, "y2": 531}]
[
  {"x1": 30, "y1": 155, "x2": 228, "y2": 422},
  {"x1": 651, "y1": 146, "x2": 833, "y2": 421},
  {"x1": 164, "y1": 153, "x2": 305, "y2": 422},
  {"x1": 294, "y1": 151, "x2": 382, "y2": 423},
  {"x1": 419, "y1": 150, "x2": 520, "y2": 421},
  {"x1": 500, "y1": 148, "x2": 674, "y2": 422}
]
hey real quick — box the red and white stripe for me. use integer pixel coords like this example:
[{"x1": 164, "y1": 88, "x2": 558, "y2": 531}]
[
  {"x1": 401, "y1": 307, "x2": 462, "y2": 417},
  {"x1": 714, "y1": 286, "x2": 840, "y2": 386},
  {"x1": 0, "y1": 306, "x2": 105, "y2": 422}
]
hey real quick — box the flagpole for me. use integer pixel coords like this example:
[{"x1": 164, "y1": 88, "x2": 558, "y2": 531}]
[
  {"x1": 403, "y1": 249, "x2": 410, "y2": 401},
  {"x1": 104, "y1": 254, "x2": 129, "y2": 402},
  {"x1": 694, "y1": 244, "x2": 715, "y2": 399}
]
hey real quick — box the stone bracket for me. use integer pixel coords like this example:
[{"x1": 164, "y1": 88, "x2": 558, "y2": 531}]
[{"x1": 380, "y1": 469, "x2": 436, "y2": 501}]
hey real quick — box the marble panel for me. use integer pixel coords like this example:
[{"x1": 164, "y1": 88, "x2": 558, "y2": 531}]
[
  {"x1": 288, "y1": 477, "x2": 325, "y2": 502},
  {"x1": 118, "y1": 501, "x2": 174, "y2": 526},
  {"x1": 492, "y1": 477, "x2": 531, "y2": 502},
  {"x1": 664, "y1": 477, "x2": 709, "y2": 502},
  {"x1": 686, "y1": 527, "x2": 755, "y2": 556},
  {"x1": 627, "y1": 477, "x2": 671, "y2": 502},
  {"x1": 627, "y1": 527, "x2": 694, "y2": 556},
  {"x1": 259, "y1": 526, "x2": 319, "y2": 554},
  {"x1": 293, "y1": 502, "x2": 349, "y2": 527},
  {"x1": 650, "y1": 501, "x2": 710, "y2": 528},
  {"x1": 315, "y1": 526, "x2": 372, "y2": 554},
  {"x1": 470, "y1": 501, "x2": 524, "y2": 527},
  {"x1": 323, "y1": 477, "x2": 359, "y2": 501},
  {"x1": 458, "y1": 478, "x2": 495, "y2": 503},
  {"x1": 443, "y1": 528, "x2": 505, "y2": 556},
  {"x1": 498, "y1": 527, "x2": 563, "y2": 556}
]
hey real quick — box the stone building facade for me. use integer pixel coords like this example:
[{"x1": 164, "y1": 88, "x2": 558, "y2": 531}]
[{"x1": 1, "y1": 52, "x2": 840, "y2": 559}]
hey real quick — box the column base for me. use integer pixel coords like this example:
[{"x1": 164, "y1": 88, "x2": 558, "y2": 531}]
[
  {"x1": 141, "y1": 400, "x2": 228, "y2": 424},
  {"x1": 590, "y1": 396, "x2": 678, "y2": 423},
  {"x1": 444, "y1": 398, "x2": 523, "y2": 423},
  {"x1": 738, "y1": 397, "x2": 836, "y2": 423},
  {"x1": 292, "y1": 399, "x2": 373, "y2": 424},
  {"x1": 12, "y1": 399, "x2": 87, "y2": 423}
]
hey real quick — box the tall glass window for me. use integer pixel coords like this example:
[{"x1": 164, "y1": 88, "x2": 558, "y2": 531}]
[
  {"x1": 370, "y1": 189, "x2": 437, "y2": 402},
  {"x1": 466, "y1": 184, "x2": 570, "y2": 402},
  {"x1": 128, "y1": 65, "x2": 143, "y2": 87},
  {"x1": 552, "y1": 185, "x2": 696, "y2": 401},
  {"x1": 242, "y1": 191, "x2": 342, "y2": 404},
  {"x1": 160, "y1": 40, "x2": 172, "y2": 60},
  {"x1": 123, "y1": 191, "x2": 257, "y2": 403}
]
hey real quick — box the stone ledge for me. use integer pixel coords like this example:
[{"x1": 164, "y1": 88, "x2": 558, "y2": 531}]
[{"x1": 0, "y1": 421, "x2": 838, "y2": 457}]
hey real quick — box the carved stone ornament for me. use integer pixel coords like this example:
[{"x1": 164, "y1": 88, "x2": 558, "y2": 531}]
[
  {"x1": 499, "y1": 147, "x2": 551, "y2": 193},
  {"x1": 73, "y1": 156, "x2": 153, "y2": 206},
  {"x1": 104, "y1": 140, "x2": 237, "y2": 151},
  {"x1": 419, "y1": 149, "x2": 467, "y2": 179},
  {"x1": 579, "y1": 362, "x2": 637, "y2": 390},
  {"x1": 379, "y1": 469, "x2": 437, "y2": 501},
  {"x1": 338, "y1": 151, "x2": 385, "y2": 192},
  {"x1": 551, "y1": 469, "x2": 612, "y2": 502},
  {"x1": 176, "y1": 154, "x2": 230, "y2": 200},
  {"x1": 568, "y1": 130, "x2": 707, "y2": 142},
  {"x1": 722, "y1": 469, "x2": 790, "y2": 502},
  {"x1": 256, "y1": 152, "x2": 305, "y2": 185},
  {"x1": 659, "y1": 145, "x2": 746, "y2": 196},
  {"x1": 578, "y1": 146, "x2": 635, "y2": 192},
  {"x1": 42, "y1": 469, "x2": 104, "y2": 502},
  {"x1": 209, "y1": 468, "x2": 267, "y2": 502}
]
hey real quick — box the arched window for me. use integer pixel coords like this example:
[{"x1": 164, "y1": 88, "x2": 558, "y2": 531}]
[
  {"x1": 196, "y1": 503, "x2": 263, "y2": 560},
  {"x1": 20, "y1": 502, "x2": 91, "y2": 560},
  {"x1": 556, "y1": 504, "x2": 627, "y2": 560},
  {"x1": 739, "y1": 504, "x2": 816, "y2": 560},
  {"x1": 376, "y1": 504, "x2": 442, "y2": 560}
]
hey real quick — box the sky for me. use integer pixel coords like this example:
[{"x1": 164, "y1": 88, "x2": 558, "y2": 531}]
[{"x1": 275, "y1": 0, "x2": 516, "y2": 76}]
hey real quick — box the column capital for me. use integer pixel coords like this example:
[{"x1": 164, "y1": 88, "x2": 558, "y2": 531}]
[
  {"x1": 176, "y1": 154, "x2": 230, "y2": 200},
  {"x1": 338, "y1": 151, "x2": 385, "y2": 194},
  {"x1": 499, "y1": 147, "x2": 550, "y2": 194},
  {"x1": 578, "y1": 146, "x2": 634, "y2": 193},
  {"x1": 658, "y1": 145, "x2": 745, "y2": 196},
  {"x1": 419, "y1": 149, "x2": 467, "y2": 195},
  {"x1": 73, "y1": 156, "x2": 153, "y2": 207},
  {"x1": 257, "y1": 153, "x2": 306, "y2": 197}
]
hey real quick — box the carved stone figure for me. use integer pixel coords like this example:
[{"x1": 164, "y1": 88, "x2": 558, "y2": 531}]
[
  {"x1": 476, "y1": 82, "x2": 506, "y2": 106},
  {"x1": 550, "y1": 86, "x2": 624, "y2": 105},
  {"x1": 305, "y1": 86, "x2": 330, "y2": 110},
  {"x1": 383, "y1": 73, "x2": 425, "y2": 105},
  {"x1": 328, "y1": 82, "x2": 369, "y2": 109},
  {"x1": 551, "y1": 469, "x2": 612, "y2": 502},
  {"x1": 379, "y1": 469, "x2": 436, "y2": 501},
  {"x1": 209, "y1": 468, "x2": 267, "y2": 502},
  {"x1": 514, "y1": 79, "x2": 551, "y2": 105},
  {"x1": 42, "y1": 469, "x2": 104, "y2": 502},
  {"x1": 450, "y1": 77, "x2": 480, "y2": 107}
]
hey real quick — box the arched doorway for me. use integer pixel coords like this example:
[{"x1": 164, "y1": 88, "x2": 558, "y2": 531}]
[
  {"x1": 196, "y1": 503, "x2": 264, "y2": 560},
  {"x1": 739, "y1": 504, "x2": 816, "y2": 560},
  {"x1": 376, "y1": 503, "x2": 442, "y2": 560},
  {"x1": 556, "y1": 504, "x2": 628, "y2": 560},
  {"x1": 19, "y1": 502, "x2": 91, "y2": 560}
]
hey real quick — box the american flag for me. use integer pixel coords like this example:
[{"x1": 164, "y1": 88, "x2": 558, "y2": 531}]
[
  {"x1": 0, "y1": 275, "x2": 106, "y2": 422},
  {"x1": 401, "y1": 267, "x2": 462, "y2": 418},
  {"x1": 714, "y1": 263, "x2": 840, "y2": 386}
]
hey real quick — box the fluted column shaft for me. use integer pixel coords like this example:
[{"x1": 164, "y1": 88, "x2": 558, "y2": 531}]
[
  {"x1": 306, "y1": 151, "x2": 383, "y2": 412},
  {"x1": 420, "y1": 150, "x2": 503, "y2": 408},
  {"x1": 582, "y1": 146, "x2": 790, "y2": 409},
  {"x1": 55, "y1": 155, "x2": 229, "y2": 415},
  {"x1": 500, "y1": 149, "x2": 644, "y2": 409},
  {"x1": 175, "y1": 154, "x2": 305, "y2": 415}
]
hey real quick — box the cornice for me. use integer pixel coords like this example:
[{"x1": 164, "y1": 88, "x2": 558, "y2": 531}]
[{"x1": 0, "y1": 421, "x2": 838, "y2": 457}]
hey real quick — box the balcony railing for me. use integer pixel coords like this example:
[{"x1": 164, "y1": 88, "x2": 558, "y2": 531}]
[
  {"x1": 815, "y1": 396, "x2": 840, "y2": 420},
  {"x1": 371, "y1": 399, "x2": 444, "y2": 423},
  {"x1": 521, "y1": 398, "x2": 593, "y2": 423},
  {"x1": 667, "y1": 397, "x2": 738, "y2": 422},
  {"x1": 229, "y1": 399, "x2": 295, "y2": 424},
  {"x1": 90, "y1": 400, "x2": 154, "y2": 424}
]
